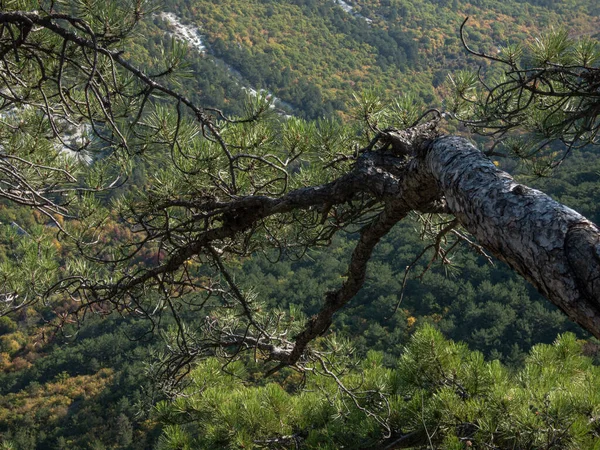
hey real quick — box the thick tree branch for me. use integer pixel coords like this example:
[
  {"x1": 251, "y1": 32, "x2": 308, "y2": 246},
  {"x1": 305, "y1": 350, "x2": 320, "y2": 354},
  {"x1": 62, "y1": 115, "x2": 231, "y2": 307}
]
[
  {"x1": 72, "y1": 133, "x2": 600, "y2": 365},
  {"x1": 273, "y1": 200, "x2": 412, "y2": 368},
  {"x1": 426, "y1": 136, "x2": 600, "y2": 337},
  {"x1": 92, "y1": 144, "x2": 432, "y2": 298}
]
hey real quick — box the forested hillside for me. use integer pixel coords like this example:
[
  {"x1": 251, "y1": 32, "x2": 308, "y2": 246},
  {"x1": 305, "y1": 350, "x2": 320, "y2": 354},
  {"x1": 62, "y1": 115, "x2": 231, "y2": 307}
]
[
  {"x1": 127, "y1": 0, "x2": 600, "y2": 119},
  {"x1": 0, "y1": 0, "x2": 599, "y2": 449}
]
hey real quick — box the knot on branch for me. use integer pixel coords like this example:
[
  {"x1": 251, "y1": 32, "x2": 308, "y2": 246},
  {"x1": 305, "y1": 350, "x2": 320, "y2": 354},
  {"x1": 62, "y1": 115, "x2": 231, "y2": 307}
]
[{"x1": 379, "y1": 115, "x2": 442, "y2": 158}]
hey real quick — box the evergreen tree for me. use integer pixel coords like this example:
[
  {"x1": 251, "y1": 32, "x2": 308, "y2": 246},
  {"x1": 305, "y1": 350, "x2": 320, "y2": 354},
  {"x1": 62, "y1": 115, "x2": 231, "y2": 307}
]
[{"x1": 154, "y1": 326, "x2": 600, "y2": 449}]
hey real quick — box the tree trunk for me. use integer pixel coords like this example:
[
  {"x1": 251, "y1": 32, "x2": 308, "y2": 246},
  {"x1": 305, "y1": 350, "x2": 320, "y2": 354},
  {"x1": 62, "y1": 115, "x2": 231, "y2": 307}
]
[{"x1": 425, "y1": 136, "x2": 600, "y2": 338}]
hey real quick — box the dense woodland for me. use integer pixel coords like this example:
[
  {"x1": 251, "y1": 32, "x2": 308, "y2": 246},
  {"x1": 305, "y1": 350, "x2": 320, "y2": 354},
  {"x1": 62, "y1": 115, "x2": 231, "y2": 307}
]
[{"x1": 0, "y1": 0, "x2": 600, "y2": 449}]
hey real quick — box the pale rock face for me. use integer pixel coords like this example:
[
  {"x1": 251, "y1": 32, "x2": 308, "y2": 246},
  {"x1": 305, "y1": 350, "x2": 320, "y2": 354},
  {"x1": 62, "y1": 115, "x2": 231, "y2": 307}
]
[
  {"x1": 159, "y1": 12, "x2": 206, "y2": 54},
  {"x1": 333, "y1": 0, "x2": 373, "y2": 23},
  {"x1": 158, "y1": 12, "x2": 294, "y2": 116}
]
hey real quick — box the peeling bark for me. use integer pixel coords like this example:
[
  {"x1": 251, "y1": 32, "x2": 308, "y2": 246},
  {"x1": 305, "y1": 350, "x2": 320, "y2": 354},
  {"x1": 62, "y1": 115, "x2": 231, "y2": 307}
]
[{"x1": 425, "y1": 136, "x2": 600, "y2": 338}]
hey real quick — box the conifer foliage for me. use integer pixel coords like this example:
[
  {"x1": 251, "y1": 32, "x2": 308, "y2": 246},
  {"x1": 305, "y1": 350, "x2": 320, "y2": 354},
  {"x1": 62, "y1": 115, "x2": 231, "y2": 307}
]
[{"x1": 155, "y1": 327, "x2": 600, "y2": 449}]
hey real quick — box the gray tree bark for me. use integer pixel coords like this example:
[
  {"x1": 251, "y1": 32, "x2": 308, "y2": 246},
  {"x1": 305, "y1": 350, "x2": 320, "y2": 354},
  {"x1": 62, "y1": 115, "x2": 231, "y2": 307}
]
[{"x1": 425, "y1": 136, "x2": 600, "y2": 338}]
